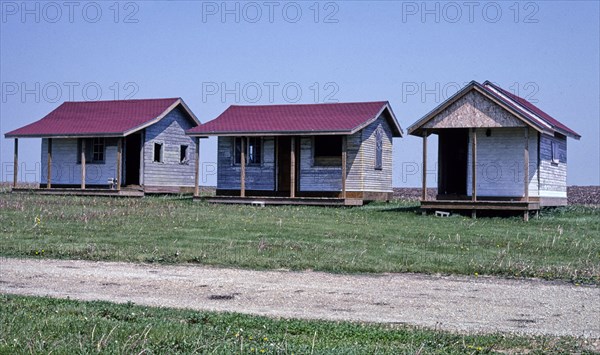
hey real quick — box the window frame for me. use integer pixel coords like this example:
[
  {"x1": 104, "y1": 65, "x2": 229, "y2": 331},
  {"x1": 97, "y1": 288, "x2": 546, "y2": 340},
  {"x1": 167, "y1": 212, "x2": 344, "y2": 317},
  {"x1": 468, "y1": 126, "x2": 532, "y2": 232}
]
[
  {"x1": 233, "y1": 137, "x2": 262, "y2": 166},
  {"x1": 313, "y1": 135, "x2": 343, "y2": 166},
  {"x1": 77, "y1": 138, "x2": 105, "y2": 164},
  {"x1": 153, "y1": 142, "x2": 164, "y2": 163},
  {"x1": 374, "y1": 128, "x2": 383, "y2": 170},
  {"x1": 179, "y1": 145, "x2": 189, "y2": 165},
  {"x1": 551, "y1": 141, "x2": 560, "y2": 164}
]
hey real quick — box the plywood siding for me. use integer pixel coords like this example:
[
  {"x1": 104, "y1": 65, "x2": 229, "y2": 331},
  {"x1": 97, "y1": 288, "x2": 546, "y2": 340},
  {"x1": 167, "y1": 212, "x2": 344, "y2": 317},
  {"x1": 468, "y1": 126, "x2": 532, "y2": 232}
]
[
  {"x1": 143, "y1": 107, "x2": 197, "y2": 187},
  {"x1": 357, "y1": 115, "x2": 394, "y2": 192},
  {"x1": 217, "y1": 136, "x2": 275, "y2": 190},
  {"x1": 40, "y1": 138, "x2": 119, "y2": 185},
  {"x1": 538, "y1": 133, "x2": 567, "y2": 197},
  {"x1": 466, "y1": 128, "x2": 539, "y2": 197},
  {"x1": 424, "y1": 91, "x2": 526, "y2": 129}
]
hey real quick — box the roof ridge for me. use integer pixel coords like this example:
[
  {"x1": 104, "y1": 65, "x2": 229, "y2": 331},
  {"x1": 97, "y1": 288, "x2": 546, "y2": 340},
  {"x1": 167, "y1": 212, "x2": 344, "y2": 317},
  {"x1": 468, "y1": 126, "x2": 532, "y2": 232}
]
[
  {"x1": 228, "y1": 101, "x2": 388, "y2": 108},
  {"x1": 63, "y1": 97, "x2": 180, "y2": 104}
]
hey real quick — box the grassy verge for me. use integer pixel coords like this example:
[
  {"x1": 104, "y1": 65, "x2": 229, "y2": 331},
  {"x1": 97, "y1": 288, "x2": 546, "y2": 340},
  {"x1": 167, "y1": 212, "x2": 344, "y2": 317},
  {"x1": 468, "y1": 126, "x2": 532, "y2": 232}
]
[
  {"x1": 0, "y1": 192, "x2": 598, "y2": 284},
  {"x1": 1, "y1": 294, "x2": 596, "y2": 354}
]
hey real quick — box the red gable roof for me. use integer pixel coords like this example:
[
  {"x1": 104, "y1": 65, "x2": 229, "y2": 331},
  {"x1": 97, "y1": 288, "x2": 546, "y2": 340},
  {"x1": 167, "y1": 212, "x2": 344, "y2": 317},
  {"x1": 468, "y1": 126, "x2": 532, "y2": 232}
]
[
  {"x1": 187, "y1": 101, "x2": 402, "y2": 136},
  {"x1": 482, "y1": 81, "x2": 580, "y2": 138},
  {"x1": 5, "y1": 98, "x2": 198, "y2": 138}
]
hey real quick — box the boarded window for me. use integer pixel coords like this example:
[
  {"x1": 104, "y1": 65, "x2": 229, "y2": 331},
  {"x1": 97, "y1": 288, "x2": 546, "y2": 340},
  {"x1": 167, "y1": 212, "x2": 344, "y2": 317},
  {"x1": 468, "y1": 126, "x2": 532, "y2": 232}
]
[
  {"x1": 78, "y1": 138, "x2": 105, "y2": 164},
  {"x1": 551, "y1": 141, "x2": 560, "y2": 164},
  {"x1": 314, "y1": 135, "x2": 342, "y2": 166},
  {"x1": 375, "y1": 128, "x2": 383, "y2": 170},
  {"x1": 180, "y1": 145, "x2": 188, "y2": 164},
  {"x1": 153, "y1": 143, "x2": 163, "y2": 163},
  {"x1": 234, "y1": 137, "x2": 262, "y2": 165}
]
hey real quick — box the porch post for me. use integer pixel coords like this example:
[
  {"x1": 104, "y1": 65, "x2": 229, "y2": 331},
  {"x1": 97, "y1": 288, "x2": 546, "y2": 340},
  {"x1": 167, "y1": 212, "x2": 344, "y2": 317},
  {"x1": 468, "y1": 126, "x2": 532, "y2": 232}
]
[
  {"x1": 116, "y1": 138, "x2": 122, "y2": 191},
  {"x1": 290, "y1": 136, "x2": 296, "y2": 198},
  {"x1": 341, "y1": 135, "x2": 347, "y2": 199},
  {"x1": 13, "y1": 139, "x2": 18, "y2": 188},
  {"x1": 524, "y1": 127, "x2": 529, "y2": 201},
  {"x1": 81, "y1": 139, "x2": 86, "y2": 189},
  {"x1": 471, "y1": 128, "x2": 477, "y2": 201},
  {"x1": 194, "y1": 137, "x2": 200, "y2": 198},
  {"x1": 422, "y1": 131, "x2": 427, "y2": 201},
  {"x1": 240, "y1": 137, "x2": 246, "y2": 197},
  {"x1": 47, "y1": 138, "x2": 52, "y2": 189}
]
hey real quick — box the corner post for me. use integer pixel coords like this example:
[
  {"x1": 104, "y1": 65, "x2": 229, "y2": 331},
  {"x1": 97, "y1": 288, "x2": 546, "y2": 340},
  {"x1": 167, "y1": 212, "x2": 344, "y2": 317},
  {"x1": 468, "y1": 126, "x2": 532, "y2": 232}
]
[
  {"x1": 422, "y1": 130, "x2": 428, "y2": 201},
  {"x1": 81, "y1": 139, "x2": 86, "y2": 189},
  {"x1": 116, "y1": 138, "x2": 122, "y2": 191},
  {"x1": 471, "y1": 128, "x2": 477, "y2": 202},
  {"x1": 194, "y1": 137, "x2": 200, "y2": 198},
  {"x1": 240, "y1": 137, "x2": 246, "y2": 197},
  {"x1": 13, "y1": 138, "x2": 18, "y2": 189},
  {"x1": 290, "y1": 136, "x2": 296, "y2": 198},
  {"x1": 47, "y1": 138, "x2": 52, "y2": 189},
  {"x1": 341, "y1": 135, "x2": 347, "y2": 199}
]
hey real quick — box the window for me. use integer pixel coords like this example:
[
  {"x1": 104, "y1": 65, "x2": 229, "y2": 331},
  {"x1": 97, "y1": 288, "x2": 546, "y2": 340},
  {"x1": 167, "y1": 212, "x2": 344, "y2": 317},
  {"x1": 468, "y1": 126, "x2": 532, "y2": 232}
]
[
  {"x1": 234, "y1": 137, "x2": 262, "y2": 165},
  {"x1": 153, "y1": 142, "x2": 163, "y2": 163},
  {"x1": 375, "y1": 128, "x2": 383, "y2": 170},
  {"x1": 314, "y1": 135, "x2": 342, "y2": 166},
  {"x1": 551, "y1": 141, "x2": 560, "y2": 164},
  {"x1": 180, "y1": 145, "x2": 189, "y2": 164},
  {"x1": 77, "y1": 138, "x2": 105, "y2": 164}
]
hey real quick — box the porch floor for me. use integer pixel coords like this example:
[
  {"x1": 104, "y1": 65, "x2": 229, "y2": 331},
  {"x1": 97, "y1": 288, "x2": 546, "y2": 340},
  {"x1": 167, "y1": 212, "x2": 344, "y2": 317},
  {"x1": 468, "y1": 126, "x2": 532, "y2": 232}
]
[
  {"x1": 11, "y1": 187, "x2": 145, "y2": 197},
  {"x1": 197, "y1": 196, "x2": 363, "y2": 206},
  {"x1": 421, "y1": 199, "x2": 540, "y2": 211}
]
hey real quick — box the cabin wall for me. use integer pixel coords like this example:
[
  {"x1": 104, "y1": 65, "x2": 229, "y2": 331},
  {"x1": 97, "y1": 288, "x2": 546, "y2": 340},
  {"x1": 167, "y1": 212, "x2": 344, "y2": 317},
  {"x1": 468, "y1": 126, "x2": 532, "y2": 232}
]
[
  {"x1": 40, "y1": 138, "x2": 119, "y2": 185},
  {"x1": 298, "y1": 137, "x2": 346, "y2": 191},
  {"x1": 538, "y1": 133, "x2": 567, "y2": 198},
  {"x1": 357, "y1": 115, "x2": 394, "y2": 192},
  {"x1": 216, "y1": 136, "x2": 275, "y2": 190},
  {"x1": 143, "y1": 107, "x2": 197, "y2": 187},
  {"x1": 466, "y1": 127, "x2": 539, "y2": 197}
]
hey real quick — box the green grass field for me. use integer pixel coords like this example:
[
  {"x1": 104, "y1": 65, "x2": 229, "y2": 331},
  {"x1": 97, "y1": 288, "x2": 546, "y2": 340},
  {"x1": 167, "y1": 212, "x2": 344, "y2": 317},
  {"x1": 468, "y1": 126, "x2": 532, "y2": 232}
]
[
  {"x1": 1, "y1": 294, "x2": 596, "y2": 354},
  {"x1": 1, "y1": 192, "x2": 598, "y2": 284}
]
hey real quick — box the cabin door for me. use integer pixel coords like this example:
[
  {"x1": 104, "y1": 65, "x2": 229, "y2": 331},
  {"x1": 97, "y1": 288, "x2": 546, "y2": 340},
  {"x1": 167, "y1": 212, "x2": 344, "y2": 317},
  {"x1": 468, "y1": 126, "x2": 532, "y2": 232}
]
[
  {"x1": 276, "y1": 137, "x2": 291, "y2": 194},
  {"x1": 438, "y1": 129, "x2": 468, "y2": 196},
  {"x1": 124, "y1": 133, "x2": 141, "y2": 186}
]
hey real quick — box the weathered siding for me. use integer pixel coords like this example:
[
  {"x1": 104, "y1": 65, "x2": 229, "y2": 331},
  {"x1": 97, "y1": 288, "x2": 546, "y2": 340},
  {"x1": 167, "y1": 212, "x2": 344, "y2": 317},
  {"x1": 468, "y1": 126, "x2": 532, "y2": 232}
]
[
  {"x1": 357, "y1": 115, "x2": 394, "y2": 192},
  {"x1": 424, "y1": 91, "x2": 526, "y2": 129},
  {"x1": 217, "y1": 136, "x2": 275, "y2": 190},
  {"x1": 538, "y1": 133, "x2": 567, "y2": 197},
  {"x1": 143, "y1": 107, "x2": 197, "y2": 187},
  {"x1": 299, "y1": 137, "x2": 345, "y2": 191},
  {"x1": 40, "y1": 138, "x2": 119, "y2": 185},
  {"x1": 466, "y1": 128, "x2": 539, "y2": 197}
]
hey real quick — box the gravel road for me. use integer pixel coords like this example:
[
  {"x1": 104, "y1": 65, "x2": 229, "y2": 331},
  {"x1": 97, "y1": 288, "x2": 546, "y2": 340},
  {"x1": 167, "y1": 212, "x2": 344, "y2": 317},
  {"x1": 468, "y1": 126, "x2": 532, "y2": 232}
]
[{"x1": 1, "y1": 258, "x2": 598, "y2": 338}]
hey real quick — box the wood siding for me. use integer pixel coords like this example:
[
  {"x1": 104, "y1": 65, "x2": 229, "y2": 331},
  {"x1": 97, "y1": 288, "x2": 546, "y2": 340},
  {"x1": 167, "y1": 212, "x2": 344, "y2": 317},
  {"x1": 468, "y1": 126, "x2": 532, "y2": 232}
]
[
  {"x1": 143, "y1": 107, "x2": 197, "y2": 187},
  {"x1": 40, "y1": 138, "x2": 119, "y2": 185},
  {"x1": 466, "y1": 128, "x2": 539, "y2": 197},
  {"x1": 538, "y1": 133, "x2": 567, "y2": 197},
  {"x1": 217, "y1": 136, "x2": 275, "y2": 191},
  {"x1": 356, "y1": 115, "x2": 394, "y2": 192},
  {"x1": 424, "y1": 91, "x2": 526, "y2": 129}
]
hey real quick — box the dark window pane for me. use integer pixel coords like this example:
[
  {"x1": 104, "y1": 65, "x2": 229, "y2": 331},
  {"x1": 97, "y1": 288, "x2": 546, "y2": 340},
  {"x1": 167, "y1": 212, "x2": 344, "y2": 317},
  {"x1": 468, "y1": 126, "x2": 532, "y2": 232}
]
[{"x1": 314, "y1": 135, "x2": 342, "y2": 157}]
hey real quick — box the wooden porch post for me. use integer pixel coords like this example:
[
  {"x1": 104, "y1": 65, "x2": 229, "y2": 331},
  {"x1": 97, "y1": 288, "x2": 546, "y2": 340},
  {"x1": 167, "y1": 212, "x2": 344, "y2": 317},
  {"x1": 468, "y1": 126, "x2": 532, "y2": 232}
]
[
  {"x1": 341, "y1": 135, "x2": 347, "y2": 199},
  {"x1": 194, "y1": 137, "x2": 200, "y2": 198},
  {"x1": 422, "y1": 131, "x2": 427, "y2": 201},
  {"x1": 81, "y1": 139, "x2": 86, "y2": 189},
  {"x1": 471, "y1": 129, "x2": 477, "y2": 219},
  {"x1": 524, "y1": 127, "x2": 530, "y2": 222},
  {"x1": 290, "y1": 137, "x2": 296, "y2": 198},
  {"x1": 13, "y1": 139, "x2": 18, "y2": 189},
  {"x1": 47, "y1": 138, "x2": 52, "y2": 189},
  {"x1": 240, "y1": 137, "x2": 246, "y2": 197},
  {"x1": 116, "y1": 138, "x2": 122, "y2": 191}
]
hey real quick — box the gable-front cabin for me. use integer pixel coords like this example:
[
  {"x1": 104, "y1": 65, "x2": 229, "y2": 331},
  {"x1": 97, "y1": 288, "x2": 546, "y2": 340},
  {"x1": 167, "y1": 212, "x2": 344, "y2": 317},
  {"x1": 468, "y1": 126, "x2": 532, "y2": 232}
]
[
  {"x1": 407, "y1": 81, "x2": 581, "y2": 220},
  {"x1": 5, "y1": 98, "x2": 200, "y2": 195},
  {"x1": 187, "y1": 102, "x2": 403, "y2": 205}
]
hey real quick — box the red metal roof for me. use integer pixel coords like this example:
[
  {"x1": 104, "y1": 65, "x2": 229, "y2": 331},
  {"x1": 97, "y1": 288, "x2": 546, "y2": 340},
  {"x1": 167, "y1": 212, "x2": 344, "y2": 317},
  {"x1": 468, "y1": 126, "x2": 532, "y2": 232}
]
[
  {"x1": 187, "y1": 101, "x2": 401, "y2": 136},
  {"x1": 5, "y1": 98, "x2": 195, "y2": 138},
  {"x1": 482, "y1": 81, "x2": 580, "y2": 138}
]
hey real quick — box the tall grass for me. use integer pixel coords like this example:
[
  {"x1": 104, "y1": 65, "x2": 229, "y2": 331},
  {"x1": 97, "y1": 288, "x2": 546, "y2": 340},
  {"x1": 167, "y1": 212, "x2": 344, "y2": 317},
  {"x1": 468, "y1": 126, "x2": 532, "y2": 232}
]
[{"x1": 0, "y1": 192, "x2": 598, "y2": 283}]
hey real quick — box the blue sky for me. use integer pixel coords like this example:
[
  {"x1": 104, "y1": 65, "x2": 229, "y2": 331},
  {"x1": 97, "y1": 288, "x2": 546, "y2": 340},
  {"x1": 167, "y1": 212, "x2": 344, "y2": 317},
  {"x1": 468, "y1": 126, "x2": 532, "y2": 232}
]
[{"x1": 1, "y1": 0, "x2": 598, "y2": 187}]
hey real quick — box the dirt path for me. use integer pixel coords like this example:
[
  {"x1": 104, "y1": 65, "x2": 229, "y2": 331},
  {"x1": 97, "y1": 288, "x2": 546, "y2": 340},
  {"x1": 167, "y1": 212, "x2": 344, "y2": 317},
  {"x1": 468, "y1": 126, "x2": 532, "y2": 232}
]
[{"x1": 1, "y1": 258, "x2": 598, "y2": 338}]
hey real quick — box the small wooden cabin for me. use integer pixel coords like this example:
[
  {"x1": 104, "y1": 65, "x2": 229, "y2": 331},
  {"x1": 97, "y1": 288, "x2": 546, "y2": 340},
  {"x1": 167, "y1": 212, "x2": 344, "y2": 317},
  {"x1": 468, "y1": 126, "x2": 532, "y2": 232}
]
[
  {"x1": 5, "y1": 98, "x2": 200, "y2": 195},
  {"x1": 187, "y1": 101, "x2": 403, "y2": 205},
  {"x1": 407, "y1": 81, "x2": 580, "y2": 220}
]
